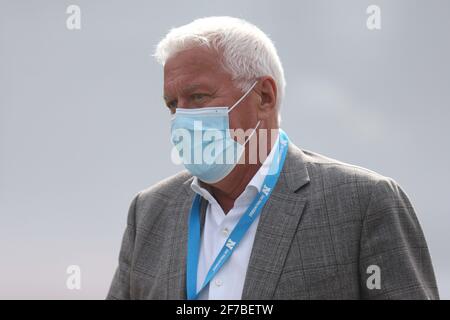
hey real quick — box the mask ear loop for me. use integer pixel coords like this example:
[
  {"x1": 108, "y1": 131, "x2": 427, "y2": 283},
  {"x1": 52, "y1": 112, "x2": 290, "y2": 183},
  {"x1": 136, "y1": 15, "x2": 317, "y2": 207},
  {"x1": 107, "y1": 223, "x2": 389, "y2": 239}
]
[
  {"x1": 244, "y1": 120, "x2": 261, "y2": 145},
  {"x1": 228, "y1": 80, "x2": 259, "y2": 113}
]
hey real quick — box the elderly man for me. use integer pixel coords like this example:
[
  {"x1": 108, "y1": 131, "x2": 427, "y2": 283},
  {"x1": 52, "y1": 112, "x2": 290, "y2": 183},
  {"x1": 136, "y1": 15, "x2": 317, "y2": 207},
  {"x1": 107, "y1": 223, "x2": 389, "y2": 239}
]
[{"x1": 107, "y1": 16, "x2": 439, "y2": 300}]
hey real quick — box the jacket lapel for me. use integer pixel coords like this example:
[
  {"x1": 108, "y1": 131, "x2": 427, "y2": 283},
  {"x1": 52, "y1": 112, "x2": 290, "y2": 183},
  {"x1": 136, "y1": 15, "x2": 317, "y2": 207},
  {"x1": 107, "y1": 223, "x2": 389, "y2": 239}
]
[
  {"x1": 165, "y1": 193, "x2": 191, "y2": 299},
  {"x1": 241, "y1": 143, "x2": 310, "y2": 299},
  {"x1": 165, "y1": 178, "x2": 208, "y2": 300}
]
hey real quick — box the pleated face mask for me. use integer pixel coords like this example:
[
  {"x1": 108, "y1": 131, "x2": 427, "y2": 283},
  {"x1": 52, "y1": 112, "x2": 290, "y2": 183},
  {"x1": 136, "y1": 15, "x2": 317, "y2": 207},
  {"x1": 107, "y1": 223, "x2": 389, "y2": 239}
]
[{"x1": 170, "y1": 81, "x2": 259, "y2": 183}]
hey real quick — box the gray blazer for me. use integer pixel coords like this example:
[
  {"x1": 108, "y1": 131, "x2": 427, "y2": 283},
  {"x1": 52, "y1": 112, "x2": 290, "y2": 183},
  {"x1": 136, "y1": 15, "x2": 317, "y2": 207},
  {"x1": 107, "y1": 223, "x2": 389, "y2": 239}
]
[{"x1": 107, "y1": 143, "x2": 439, "y2": 299}]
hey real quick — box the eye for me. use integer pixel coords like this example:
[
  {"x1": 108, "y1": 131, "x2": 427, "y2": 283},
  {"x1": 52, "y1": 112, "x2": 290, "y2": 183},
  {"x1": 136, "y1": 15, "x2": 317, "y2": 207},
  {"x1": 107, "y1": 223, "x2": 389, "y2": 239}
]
[{"x1": 191, "y1": 93, "x2": 208, "y2": 102}]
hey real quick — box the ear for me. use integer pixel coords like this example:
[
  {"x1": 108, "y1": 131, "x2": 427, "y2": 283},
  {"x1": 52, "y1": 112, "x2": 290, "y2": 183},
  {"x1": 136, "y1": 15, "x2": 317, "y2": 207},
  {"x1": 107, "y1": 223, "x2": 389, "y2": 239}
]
[{"x1": 255, "y1": 76, "x2": 277, "y2": 121}]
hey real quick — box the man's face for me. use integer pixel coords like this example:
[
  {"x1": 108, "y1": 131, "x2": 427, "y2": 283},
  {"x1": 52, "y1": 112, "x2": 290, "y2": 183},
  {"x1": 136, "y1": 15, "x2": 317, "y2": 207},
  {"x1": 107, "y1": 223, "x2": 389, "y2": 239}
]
[{"x1": 163, "y1": 46, "x2": 258, "y2": 133}]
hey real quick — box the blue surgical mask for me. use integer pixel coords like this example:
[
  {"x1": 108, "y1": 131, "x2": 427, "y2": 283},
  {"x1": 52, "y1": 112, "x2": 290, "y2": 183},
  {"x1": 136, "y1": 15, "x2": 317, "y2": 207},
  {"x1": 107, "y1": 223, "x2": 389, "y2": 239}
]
[{"x1": 170, "y1": 81, "x2": 260, "y2": 184}]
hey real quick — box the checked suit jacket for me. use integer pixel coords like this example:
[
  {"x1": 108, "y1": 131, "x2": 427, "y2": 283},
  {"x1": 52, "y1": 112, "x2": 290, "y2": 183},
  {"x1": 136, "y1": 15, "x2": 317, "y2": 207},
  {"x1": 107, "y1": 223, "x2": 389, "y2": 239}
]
[{"x1": 107, "y1": 142, "x2": 439, "y2": 300}]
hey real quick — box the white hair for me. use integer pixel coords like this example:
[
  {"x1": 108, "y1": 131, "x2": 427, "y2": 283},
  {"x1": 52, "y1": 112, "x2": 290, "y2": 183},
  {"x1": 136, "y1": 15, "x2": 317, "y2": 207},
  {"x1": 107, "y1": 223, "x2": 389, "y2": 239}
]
[{"x1": 153, "y1": 16, "x2": 286, "y2": 118}]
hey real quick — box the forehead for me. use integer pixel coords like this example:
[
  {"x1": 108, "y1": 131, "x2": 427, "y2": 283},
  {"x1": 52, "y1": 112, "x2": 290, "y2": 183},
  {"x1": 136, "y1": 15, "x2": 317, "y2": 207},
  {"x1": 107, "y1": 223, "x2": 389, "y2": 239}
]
[{"x1": 163, "y1": 47, "x2": 231, "y2": 94}]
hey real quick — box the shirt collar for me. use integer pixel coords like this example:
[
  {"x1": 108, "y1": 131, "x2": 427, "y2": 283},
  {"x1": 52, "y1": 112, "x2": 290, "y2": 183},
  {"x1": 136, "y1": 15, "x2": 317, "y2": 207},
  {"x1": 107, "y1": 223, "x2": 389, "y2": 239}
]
[{"x1": 190, "y1": 135, "x2": 280, "y2": 199}]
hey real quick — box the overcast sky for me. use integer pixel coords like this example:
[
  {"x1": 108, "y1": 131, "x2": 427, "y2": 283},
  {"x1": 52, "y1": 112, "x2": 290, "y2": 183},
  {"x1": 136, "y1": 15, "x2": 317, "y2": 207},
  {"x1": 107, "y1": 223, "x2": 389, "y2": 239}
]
[{"x1": 1, "y1": 0, "x2": 449, "y2": 299}]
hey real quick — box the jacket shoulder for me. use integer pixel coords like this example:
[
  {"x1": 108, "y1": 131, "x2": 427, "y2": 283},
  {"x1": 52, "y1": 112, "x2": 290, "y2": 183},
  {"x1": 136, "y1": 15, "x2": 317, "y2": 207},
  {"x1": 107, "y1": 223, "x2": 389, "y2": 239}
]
[
  {"x1": 138, "y1": 170, "x2": 192, "y2": 202},
  {"x1": 298, "y1": 147, "x2": 411, "y2": 224},
  {"x1": 300, "y1": 148, "x2": 394, "y2": 187},
  {"x1": 130, "y1": 170, "x2": 192, "y2": 227}
]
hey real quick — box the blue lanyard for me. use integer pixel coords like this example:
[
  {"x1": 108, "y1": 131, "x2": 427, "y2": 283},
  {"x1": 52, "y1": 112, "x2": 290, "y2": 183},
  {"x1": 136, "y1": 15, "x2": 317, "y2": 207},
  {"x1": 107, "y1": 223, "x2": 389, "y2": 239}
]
[{"x1": 186, "y1": 129, "x2": 290, "y2": 300}]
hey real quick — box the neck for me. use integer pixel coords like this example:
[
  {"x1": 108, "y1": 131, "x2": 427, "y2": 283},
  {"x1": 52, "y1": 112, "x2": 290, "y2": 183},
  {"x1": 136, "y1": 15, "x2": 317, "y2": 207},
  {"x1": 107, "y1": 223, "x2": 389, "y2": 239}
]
[
  {"x1": 205, "y1": 163, "x2": 261, "y2": 214},
  {"x1": 204, "y1": 128, "x2": 279, "y2": 214}
]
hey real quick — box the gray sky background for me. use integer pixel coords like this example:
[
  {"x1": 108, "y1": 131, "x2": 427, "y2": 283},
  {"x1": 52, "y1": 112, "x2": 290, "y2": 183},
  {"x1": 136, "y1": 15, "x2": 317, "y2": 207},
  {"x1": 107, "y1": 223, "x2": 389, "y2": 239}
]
[{"x1": 1, "y1": 0, "x2": 449, "y2": 299}]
